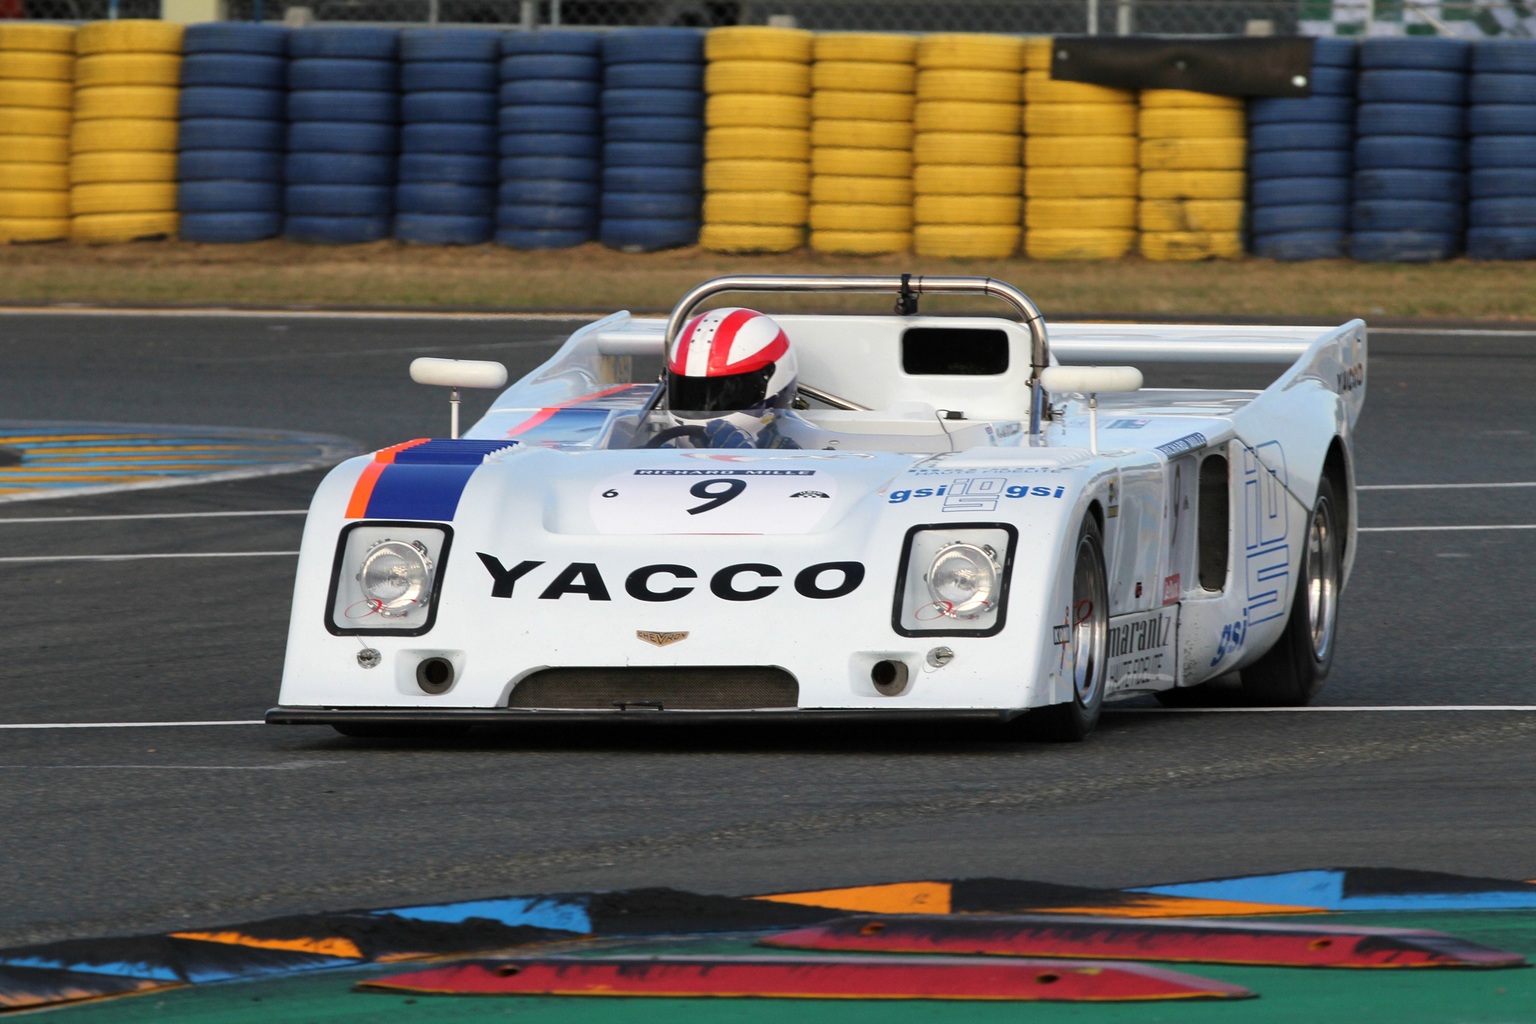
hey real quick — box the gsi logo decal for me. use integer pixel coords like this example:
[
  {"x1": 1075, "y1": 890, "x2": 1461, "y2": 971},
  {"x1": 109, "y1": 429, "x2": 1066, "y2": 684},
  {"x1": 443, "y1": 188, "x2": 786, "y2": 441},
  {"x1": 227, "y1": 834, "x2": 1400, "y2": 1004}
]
[{"x1": 477, "y1": 555, "x2": 865, "y2": 602}]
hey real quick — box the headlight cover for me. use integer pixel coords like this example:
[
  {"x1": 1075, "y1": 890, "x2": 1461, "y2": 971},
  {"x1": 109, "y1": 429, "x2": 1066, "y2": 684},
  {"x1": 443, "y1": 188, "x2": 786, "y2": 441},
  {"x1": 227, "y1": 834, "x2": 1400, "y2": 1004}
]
[
  {"x1": 327, "y1": 522, "x2": 451, "y2": 635},
  {"x1": 893, "y1": 524, "x2": 1016, "y2": 637}
]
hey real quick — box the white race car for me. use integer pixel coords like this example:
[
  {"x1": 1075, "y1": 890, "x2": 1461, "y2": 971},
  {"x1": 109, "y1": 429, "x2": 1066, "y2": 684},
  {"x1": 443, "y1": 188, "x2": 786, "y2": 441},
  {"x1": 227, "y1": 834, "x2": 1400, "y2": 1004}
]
[{"x1": 268, "y1": 275, "x2": 1365, "y2": 740}]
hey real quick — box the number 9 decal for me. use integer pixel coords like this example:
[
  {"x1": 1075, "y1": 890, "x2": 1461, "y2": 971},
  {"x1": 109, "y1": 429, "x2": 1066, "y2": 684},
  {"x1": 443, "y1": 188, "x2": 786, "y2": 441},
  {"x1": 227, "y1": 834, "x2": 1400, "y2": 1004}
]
[{"x1": 687, "y1": 478, "x2": 746, "y2": 515}]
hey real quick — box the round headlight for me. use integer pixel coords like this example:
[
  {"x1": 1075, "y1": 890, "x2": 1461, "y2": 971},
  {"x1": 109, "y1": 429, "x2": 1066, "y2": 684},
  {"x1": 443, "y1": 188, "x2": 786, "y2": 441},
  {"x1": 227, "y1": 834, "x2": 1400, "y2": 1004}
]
[
  {"x1": 357, "y1": 539, "x2": 434, "y2": 616},
  {"x1": 925, "y1": 541, "x2": 1001, "y2": 619}
]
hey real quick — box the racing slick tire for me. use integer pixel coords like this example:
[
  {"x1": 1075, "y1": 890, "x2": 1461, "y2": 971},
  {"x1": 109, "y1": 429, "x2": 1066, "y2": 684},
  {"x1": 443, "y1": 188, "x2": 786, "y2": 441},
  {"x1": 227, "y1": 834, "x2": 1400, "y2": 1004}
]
[
  {"x1": 1239, "y1": 475, "x2": 1342, "y2": 705},
  {"x1": 1025, "y1": 515, "x2": 1109, "y2": 741}
]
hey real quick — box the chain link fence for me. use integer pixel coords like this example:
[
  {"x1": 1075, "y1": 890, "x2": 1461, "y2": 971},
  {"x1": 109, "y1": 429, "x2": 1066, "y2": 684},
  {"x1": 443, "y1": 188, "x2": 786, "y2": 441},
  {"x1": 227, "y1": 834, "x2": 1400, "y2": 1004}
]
[{"x1": 6, "y1": 0, "x2": 1533, "y2": 37}]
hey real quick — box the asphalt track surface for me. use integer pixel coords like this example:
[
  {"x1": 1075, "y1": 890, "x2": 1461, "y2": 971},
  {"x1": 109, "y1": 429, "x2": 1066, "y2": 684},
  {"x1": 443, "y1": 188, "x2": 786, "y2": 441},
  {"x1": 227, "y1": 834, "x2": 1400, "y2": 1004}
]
[{"x1": 1, "y1": 313, "x2": 1534, "y2": 949}]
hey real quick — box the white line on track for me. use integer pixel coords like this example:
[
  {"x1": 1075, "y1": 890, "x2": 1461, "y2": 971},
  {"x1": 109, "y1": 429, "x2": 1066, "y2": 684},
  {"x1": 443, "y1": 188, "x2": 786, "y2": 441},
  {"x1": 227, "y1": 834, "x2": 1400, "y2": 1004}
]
[
  {"x1": 0, "y1": 551, "x2": 297, "y2": 563},
  {"x1": 1360, "y1": 524, "x2": 1536, "y2": 533},
  {"x1": 0, "y1": 509, "x2": 307, "y2": 524},
  {"x1": 0, "y1": 762, "x2": 323, "y2": 770},
  {"x1": 0, "y1": 720, "x2": 263, "y2": 729},
  {"x1": 1371, "y1": 327, "x2": 1536, "y2": 337},
  {"x1": 0, "y1": 307, "x2": 597, "y2": 321},
  {"x1": 1360, "y1": 482, "x2": 1536, "y2": 490},
  {"x1": 1116, "y1": 705, "x2": 1536, "y2": 712}
]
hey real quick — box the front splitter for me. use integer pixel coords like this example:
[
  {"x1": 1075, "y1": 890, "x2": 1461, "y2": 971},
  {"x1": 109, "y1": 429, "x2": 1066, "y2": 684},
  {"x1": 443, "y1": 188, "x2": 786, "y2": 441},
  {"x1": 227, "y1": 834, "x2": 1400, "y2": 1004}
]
[{"x1": 266, "y1": 706, "x2": 1020, "y2": 725}]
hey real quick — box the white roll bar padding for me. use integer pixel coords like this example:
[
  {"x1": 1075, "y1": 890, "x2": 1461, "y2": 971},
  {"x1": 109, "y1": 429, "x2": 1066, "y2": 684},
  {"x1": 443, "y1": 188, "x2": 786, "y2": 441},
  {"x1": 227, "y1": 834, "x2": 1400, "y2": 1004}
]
[
  {"x1": 409, "y1": 358, "x2": 509, "y2": 389},
  {"x1": 1039, "y1": 365, "x2": 1144, "y2": 395}
]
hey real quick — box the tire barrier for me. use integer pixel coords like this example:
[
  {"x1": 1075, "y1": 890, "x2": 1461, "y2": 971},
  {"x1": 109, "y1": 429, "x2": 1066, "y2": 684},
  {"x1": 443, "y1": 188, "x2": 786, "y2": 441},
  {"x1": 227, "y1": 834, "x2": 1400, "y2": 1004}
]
[
  {"x1": 497, "y1": 31, "x2": 602, "y2": 250},
  {"x1": 176, "y1": 22, "x2": 287, "y2": 243},
  {"x1": 396, "y1": 28, "x2": 501, "y2": 246},
  {"x1": 1466, "y1": 39, "x2": 1536, "y2": 260},
  {"x1": 807, "y1": 32, "x2": 915, "y2": 255},
  {"x1": 68, "y1": 20, "x2": 183, "y2": 244},
  {"x1": 912, "y1": 33, "x2": 1024, "y2": 259},
  {"x1": 0, "y1": 22, "x2": 73, "y2": 244},
  {"x1": 700, "y1": 26, "x2": 813, "y2": 254},
  {"x1": 285, "y1": 26, "x2": 399, "y2": 245},
  {"x1": 1022, "y1": 35, "x2": 1136, "y2": 260},
  {"x1": 1248, "y1": 38, "x2": 1355, "y2": 261},
  {"x1": 1136, "y1": 88, "x2": 1244, "y2": 261},
  {"x1": 600, "y1": 28, "x2": 703, "y2": 252},
  {"x1": 1349, "y1": 37, "x2": 1469, "y2": 263}
]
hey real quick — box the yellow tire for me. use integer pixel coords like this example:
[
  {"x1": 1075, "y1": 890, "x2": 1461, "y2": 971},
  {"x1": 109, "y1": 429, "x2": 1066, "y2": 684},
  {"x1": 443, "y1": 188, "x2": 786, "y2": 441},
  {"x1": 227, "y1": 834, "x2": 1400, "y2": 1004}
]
[
  {"x1": 75, "y1": 52, "x2": 183, "y2": 88},
  {"x1": 1139, "y1": 137, "x2": 1247, "y2": 171},
  {"x1": 0, "y1": 79, "x2": 72, "y2": 110},
  {"x1": 75, "y1": 85, "x2": 180, "y2": 121},
  {"x1": 810, "y1": 118, "x2": 912, "y2": 150},
  {"x1": 1139, "y1": 107, "x2": 1245, "y2": 139},
  {"x1": 71, "y1": 180, "x2": 177, "y2": 215},
  {"x1": 705, "y1": 93, "x2": 809, "y2": 129},
  {"x1": 0, "y1": 23, "x2": 76, "y2": 52},
  {"x1": 0, "y1": 162, "x2": 68, "y2": 190},
  {"x1": 71, "y1": 117, "x2": 178, "y2": 153},
  {"x1": 810, "y1": 174, "x2": 913, "y2": 205},
  {"x1": 914, "y1": 194, "x2": 1020, "y2": 226},
  {"x1": 813, "y1": 33, "x2": 917, "y2": 64},
  {"x1": 705, "y1": 26, "x2": 813, "y2": 63},
  {"x1": 1023, "y1": 36, "x2": 1054, "y2": 71},
  {"x1": 1026, "y1": 102, "x2": 1137, "y2": 136},
  {"x1": 0, "y1": 51, "x2": 73, "y2": 81},
  {"x1": 70, "y1": 210, "x2": 178, "y2": 243},
  {"x1": 812, "y1": 147, "x2": 912, "y2": 178},
  {"x1": 1026, "y1": 135, "x2": 1136, "y2": 168},
  {"x1": 1138, "y1": 198, "x2": 1245, "y2": 232},
  {"x1": 700, "y1": 222, "x2": 803, "y2": 253},
  {"x1": 916, "y1": 33, "x2": 1025, "y2": 72},
  {"x1": 1025, "y1": 228, "x2": 1135, "y2": 260},
  {"x1": 0, "y1": 215, "x2": 68, "y2": 243},
  {"x1": 914, "y1": 100, "x2": 1019, "y2": 134},
  {"x1": 703, "y1": 190, "x2": 808, "y2": 226},
  {"x1": 914, "y1": 131, "x2": 1019, "y2": 167},
  {"x1": 1026, "y1": 197, "x2": 1136, "y2": 230},
  {"x1": 75, "y1": 19, "x2": 185, "y2": 56},
  {"x1": 812, "y1": 61, "x2": 915, "y2": 94},
  {"x1": 913, "y1": 163, "x2": 1021, "y2": 195},
  {"x1": 913, "y1": 223, "x2": 1019, "y2": 258},
  {"x1": 1022, "y1": 71, "x2": 1133, "y2": 106},
  {"x1": 706, "y1": 126, "x2": 810, "y2": 161},
  {"x1": 705, "y1": 60, "x2": 811, "y2": 97},
  {"x1": 0, "y1": 134, "x2": 67, "y2": 163},
  {"x1": 1140, "y1": 169, "x2": 1244, "y2": 200},
  {"x1": 810, "y1": 229, "x2": 911, "y2": 254},
  {"x1": 1026, "y1": 166, "x2": 1138, "y2": 198},
  {"x1": 916, "y1": 68, "x2": 1019, "y2": 104},
  {"x1": 1140, "y1": 89, "x2": 1243, "y2": 110},
  {"x1": 0, "y1": 105, "x2": 69, "y2": 136},
  {"x1": 809, "y1": 202, "x2": 912, "y2": 231},
  {"x1": 1139, "y1": 230, "x2": 1244, "y2": 261},
  {"x1": 0, "y1": 188, "x2": 68, "y2": 218},
  {"x1": 70, "y1": 150, "x2": 177, "y2": 184},
  {"x1": 704, "y1": 158, "x2": 810, "y2": 194},
  {"x1": 811, "y1": 89, "x2": 913, "y2": 122}
]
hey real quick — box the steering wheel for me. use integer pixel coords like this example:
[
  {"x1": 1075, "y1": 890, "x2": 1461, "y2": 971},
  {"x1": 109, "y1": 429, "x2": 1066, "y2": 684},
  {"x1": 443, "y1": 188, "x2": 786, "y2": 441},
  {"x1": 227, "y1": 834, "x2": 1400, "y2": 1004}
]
[{"x1": 643, "y1": 424, "x2": 710, "y2": 449}]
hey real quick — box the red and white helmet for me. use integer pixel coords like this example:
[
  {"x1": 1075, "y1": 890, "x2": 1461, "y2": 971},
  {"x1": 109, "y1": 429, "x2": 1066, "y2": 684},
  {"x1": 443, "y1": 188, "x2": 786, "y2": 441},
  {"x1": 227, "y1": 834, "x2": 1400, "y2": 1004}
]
[{"x1": 665, "y1": 307, "x2": 798, "y2": 435}]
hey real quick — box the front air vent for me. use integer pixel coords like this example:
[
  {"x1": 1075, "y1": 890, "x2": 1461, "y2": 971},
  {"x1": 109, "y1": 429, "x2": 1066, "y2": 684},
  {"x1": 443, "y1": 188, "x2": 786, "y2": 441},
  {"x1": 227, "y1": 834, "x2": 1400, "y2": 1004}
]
[{"x1": 509, "y1": 667, "x2": 799, "y2": 711}]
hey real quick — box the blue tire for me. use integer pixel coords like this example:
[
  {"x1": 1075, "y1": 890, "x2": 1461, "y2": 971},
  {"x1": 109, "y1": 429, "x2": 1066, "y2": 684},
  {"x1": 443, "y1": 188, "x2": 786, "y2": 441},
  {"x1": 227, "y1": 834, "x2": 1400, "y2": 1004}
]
[
  {"x1": 1470, "y1": 72, "x2": 1536, "y2": 106},
  {"x1": 285, "y1": 214, "x2": 393, "y2": 244},
  {"x1": 178, "y1": 149, "x2": 283, "y2": 182},
  {"x1": 496, "y1": 204, "x2": 598, "y2": 230},
  {"x1": 497, "y1": 178, "x2": 600, "y2": 205},
  {"x1": 1349, "y1": 230, "x2": 1459, "y2": 261},
  {"x1": 1470, "y1": 167, "x2": 1536, "y2": 199},
  {"x1": 1354, "y1": 168, "x2": 1464, "y2": 202},
  {"x1": 1357, "y1": 69, "x2": 1467, "y2": 105},
  {"x1": 1356, "y1": 101, "x2": 1466, "y2": 138},
  {"x1": 1311, "y1": 38, "x2": 1357, "y2": 68},
  {"x1": 1469, "y1": 134, "x2": 1536, "y2": 168},
  {"x1": 1352, "y1": 198, "x2": 1463, "y2": 233},
  {"x1": 602, "y1": 87, "x2": 704, "y2": 118},
  {"x1": 605, "y1": 62, "x2": 704, "y2": 90},
  {"x1": 286, "y1": 184, "x2": 394, "y2": 217},
  {"x1": 1469, "y1": 104, "x2": 1536, "y2": 135},
  {"x1": 285, "y1": 152, "x2": 395, "y2": 186},
  {"x1": 1469, "y1": 196, "x2": 1536, "y2": 227},
  {"x1": 495, "y1": 226, "x2": 594, "y2": 249},
  {"x1": 1248, "y1": 122, "x2": 1352, "y2": 152},
  {"x1": 1306, "y1": 65, "x2": 1356, "y2": 96},
  {"x1": 498, "y1": 53, "x2": 601, "y2": 82},
  {"x1": 1359, "y1": 37, "x2": 1470, "y2": 72},
  {"x1": 603, "y1": 28, "x2": 703, "y2": 65},
  {"x1": 179, "y1": 210, "x2": 283, "y2": 242},
  {"x1": 601, "y1": 216, "x2": 701, "y2": 251},
  {"x1": 1251, "y1": 229, "x2": 1347, "y2": 260},
  {"x1": 602, "y1": 164, "x2": 702, "y2": 193},
  {"x1": 402, "y1": 90, "x2": 497, "y2": 124},
  {"x1": 499, "y1": 104, "x2": 601, "y2": 135},
  {"x1": 288, "y1": 26, "x2": 398, "y2": 60},
  {"x1": 288, "y1": 57, "x2": 397, "y2": 93},
  {"x1": 1248, "y1": 95, "x2": 1355, "y2": 125},
  {"x1": 395, "y1": 212, "x2": 493, "y2": 245},
  {"x1": 1251, "y1": 176, "x2": 1351, "y2": 206},
  {"x1": 287, "y1": 89, "x2": 398, "y2": 124},
  {"x1": 399, "y1": 152, "x2": 496, "y2": 186},
  {"x1": 401, "y1": 60, "x2": 499, "y2": 94},
  {"x1": 184, "y1": 22, "x2": 288, "y2": 56},
  {"x1": 179, "y1": 86, "x2": 285, "y2": 121},
  {"x1": 396, "y1": 182, "x2": 496, "y2": 216},
  {"x1": 402, "y1": 122, "x2": 498, "y2": 155},
  {"x1": 1472, "y1": 39, "x2": 1536, "y2": 74},
  {"x1": 601, "y1": 190, "x2": 699, "y2": 219},
  {"x1": 499, "y1": 78, "x2": 599, "y2": 106},
  {"x1": 604, "y1": 141, "x2": 703, "y2": 168},
  {"x1": 498, "y1": 131, "x2": 601, "y2": 158},
  {"x1": 501, "y1": 30, "x2": 603, "y2": 56},
  {"x1": 400, "y1": 27, "x2": 503, "y2": 62},
  {"x1": 289, "y1": 121, "x2": 398, "y2": 156},
  {"x1": 1354, "y1": 135, "x2": 1465, "y2": 171},
  {"x1": 1249, "y1": 203, "x2": 1349, "y2": 233},
  {"x1": 1467, "y1": 226, "x2": 1536, "y2": 259},
  {"x1": 178, "y1": 179, "x2": 282, "y2": 213},
  {"x1": 1248, "y1": 149, "x2": 1352, "y2": 180},
  {"x1": 604, "y1": 114, "x2": 704, "y2": 143},
  {"x1": 179, "y1": 117, "x2": 284, "y2": 151},
  {"x1": 180, "y1": 54, "x2": 285, "y2": 89},
  {"x1": 499, "y1": 155, "x2": 600, "y2": 182}
]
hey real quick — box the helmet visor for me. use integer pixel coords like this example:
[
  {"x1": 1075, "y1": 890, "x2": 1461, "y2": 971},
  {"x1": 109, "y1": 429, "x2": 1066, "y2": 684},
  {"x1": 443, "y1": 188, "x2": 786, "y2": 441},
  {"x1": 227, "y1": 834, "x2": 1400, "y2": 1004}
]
[{"x1": 667, "y1": 364, "x2": 776, "y2": 420}]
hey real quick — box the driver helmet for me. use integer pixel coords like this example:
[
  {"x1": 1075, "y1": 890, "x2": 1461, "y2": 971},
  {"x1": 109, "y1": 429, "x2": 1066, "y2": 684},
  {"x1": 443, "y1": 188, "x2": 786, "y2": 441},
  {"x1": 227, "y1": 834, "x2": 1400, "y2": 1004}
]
[{"x1": 665, "y1": 307, "x2": 799, "y2": 444}]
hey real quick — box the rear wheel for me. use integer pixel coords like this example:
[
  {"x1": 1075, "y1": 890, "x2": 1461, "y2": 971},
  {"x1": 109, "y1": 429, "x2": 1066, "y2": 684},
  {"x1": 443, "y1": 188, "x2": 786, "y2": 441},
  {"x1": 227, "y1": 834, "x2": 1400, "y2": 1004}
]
[{"x1": 1027, "y1": 515, "x2": 1109, "y2": 741}]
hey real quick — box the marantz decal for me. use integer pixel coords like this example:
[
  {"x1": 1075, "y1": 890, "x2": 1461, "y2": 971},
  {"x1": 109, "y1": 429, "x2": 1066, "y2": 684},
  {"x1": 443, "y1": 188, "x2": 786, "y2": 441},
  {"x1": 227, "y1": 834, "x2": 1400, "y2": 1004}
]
[{"x1": 479, "y1": 554, "x2": 865, "y2": 602}]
